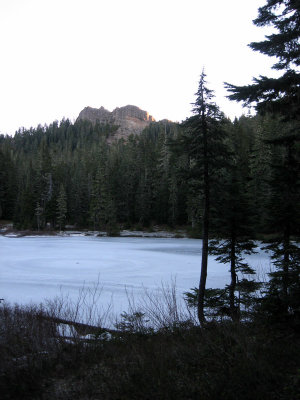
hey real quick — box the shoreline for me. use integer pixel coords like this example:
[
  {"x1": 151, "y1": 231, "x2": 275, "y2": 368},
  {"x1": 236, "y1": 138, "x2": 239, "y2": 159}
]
[{"x1": 0, "y1": 227, "x2": 188, "y2": 239}]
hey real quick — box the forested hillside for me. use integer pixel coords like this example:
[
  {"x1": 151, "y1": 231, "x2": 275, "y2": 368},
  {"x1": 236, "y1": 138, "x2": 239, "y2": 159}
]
[{"x1": 1, "y1": 113, "x2": 298, "y2": 239}]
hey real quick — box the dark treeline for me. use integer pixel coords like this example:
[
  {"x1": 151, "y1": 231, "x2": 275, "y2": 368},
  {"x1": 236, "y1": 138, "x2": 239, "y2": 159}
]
[{"x1": 0, "y1": 113, "x2": 298, "y2": 238}]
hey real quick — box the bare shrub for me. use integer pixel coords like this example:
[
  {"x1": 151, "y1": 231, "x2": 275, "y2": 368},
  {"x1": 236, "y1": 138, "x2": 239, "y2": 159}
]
[
  {"x1": 43, "y1": 277, "x2": 113, "y2": 341},
  {"x1": 115, "y1": 279, "x2": 197, "y2": 332}
]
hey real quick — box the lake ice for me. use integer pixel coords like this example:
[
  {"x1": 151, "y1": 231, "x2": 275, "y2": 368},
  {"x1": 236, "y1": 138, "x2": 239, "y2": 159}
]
[{"x1": 0, "y1": 235, "x2": 271, "y2": 319}]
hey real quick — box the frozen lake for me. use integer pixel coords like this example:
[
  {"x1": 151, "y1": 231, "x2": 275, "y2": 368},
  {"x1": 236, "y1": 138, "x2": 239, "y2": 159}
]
[{"x1": 0, "y1": 235, "x2": 271, "y2": 318}]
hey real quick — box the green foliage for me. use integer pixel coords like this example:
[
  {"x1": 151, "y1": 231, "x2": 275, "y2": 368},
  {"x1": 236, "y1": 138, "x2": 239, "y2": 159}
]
[
  {"x1": 0, "y1": 149, "x2": 16, "y2": 220},
  {"x1": 0, "y1": 118, "x2": 185, "y2": 231},
  {"x1": 56, "y1": 184, "x2": 67, "y2": 230},
  {"x1": 225, "y1": 0, "x2": 300, "y2": 120},
  {"x1": 115, "y1": 311, "x2": 151, "y2": 334},
  {"x1": 180, "y1": 71, "x2": 229, "y2": 324},
  {"x1": 184, "y1": 282, "x2": 262, "y2": 321},
  {"x1": 224, "y1": 0, "x2": 300, "y2": 326},
  {"x1": 184, "y1": 287, "x2": 227, "y2": 318},
  {"x1": 3, "y1": 111, "x2": 284, "y2": 241},
  {"x1": 250, "y1": 0, "x2": 300, "y2": 71}
]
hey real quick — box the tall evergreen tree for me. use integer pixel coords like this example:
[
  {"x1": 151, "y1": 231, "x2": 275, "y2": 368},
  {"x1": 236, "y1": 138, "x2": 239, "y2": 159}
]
[
  {"x1": 184, "y1": 71, "x2": 227, "y2": 324},
  {"x1": 209, "y1": 122, "x2": 259, "y2": 321},
  {"x1": 262, "y1": 131, "x2": 300, "y2": 319},
  {"x1": 225, "y1": 0, "x2": 300, "y2": 121},
  {"x1": 226, "y1": 0, "x2": 300, "y2": 322}
]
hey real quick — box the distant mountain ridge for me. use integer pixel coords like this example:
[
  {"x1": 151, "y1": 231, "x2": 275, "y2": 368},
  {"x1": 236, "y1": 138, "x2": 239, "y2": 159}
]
[{"x1": 77, "y1": 105, "x2": 156, "y2": 139}]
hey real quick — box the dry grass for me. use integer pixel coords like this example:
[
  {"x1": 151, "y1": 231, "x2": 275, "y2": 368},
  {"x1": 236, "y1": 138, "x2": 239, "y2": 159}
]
[{"x1": 0, "y1": 281, "x2": 299, "y2": 400}]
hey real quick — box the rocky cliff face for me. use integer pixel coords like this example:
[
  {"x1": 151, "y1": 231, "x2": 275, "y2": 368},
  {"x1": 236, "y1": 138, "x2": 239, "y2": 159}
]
[{"x1": 77, "y1": 105, "x2": 155, "y2": 139}]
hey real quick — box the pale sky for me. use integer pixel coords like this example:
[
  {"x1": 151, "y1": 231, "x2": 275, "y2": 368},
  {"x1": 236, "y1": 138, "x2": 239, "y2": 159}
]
[{"x1": 0, "y1": 0, "x2": 277, "y2": 135}]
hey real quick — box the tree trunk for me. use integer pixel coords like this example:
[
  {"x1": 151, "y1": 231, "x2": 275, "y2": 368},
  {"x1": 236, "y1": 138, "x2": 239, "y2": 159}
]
[
  {"x1": 282, "y1": 143, "x2": 292, "y2": 312},
  {"x1": 198, "y1": 112, "x2": 209, "y2": 325},
  {"x1": 282, "y1": 225, "x2": 290, "y2": 311},
  {"x1": 229, "y1": 234, "x2": 239, "y2": 321}
]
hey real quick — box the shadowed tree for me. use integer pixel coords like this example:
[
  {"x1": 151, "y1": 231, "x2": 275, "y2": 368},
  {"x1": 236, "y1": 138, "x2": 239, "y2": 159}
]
[
  {"x1": 225, "y1": 0, "x2": 300, "y2": 321},
  {"x1": 225, "y1": 0, "x2": 300, "y2": 121},
  {"x1": 183, "y1": 71, "x2": 227, "y2": 324}
]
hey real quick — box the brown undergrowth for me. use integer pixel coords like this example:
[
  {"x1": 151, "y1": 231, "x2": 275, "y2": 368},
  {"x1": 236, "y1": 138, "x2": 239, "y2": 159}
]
[{"x1": 0, "y1": 286, "x2": 299, "y2": 400}]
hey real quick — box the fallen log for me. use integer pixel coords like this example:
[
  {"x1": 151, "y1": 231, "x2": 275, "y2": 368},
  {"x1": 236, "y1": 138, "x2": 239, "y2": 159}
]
[{"x1": 39, "y1": 314, "x2": 117, "y2": 336}]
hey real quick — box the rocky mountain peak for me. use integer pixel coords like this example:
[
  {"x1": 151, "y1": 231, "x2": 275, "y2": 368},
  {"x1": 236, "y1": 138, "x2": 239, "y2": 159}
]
[{"x1": 77, "y1": 105, "x2": 155, "y2": 139}]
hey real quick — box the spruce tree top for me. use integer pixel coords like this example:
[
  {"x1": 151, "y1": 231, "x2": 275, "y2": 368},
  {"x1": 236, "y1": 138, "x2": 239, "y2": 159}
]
[
  {"x1": 192, "y1": 71, "x2": 223, "y2": 121},
  {"x1": 225, "y1": 0, "x2": 300, "y2": 121}
]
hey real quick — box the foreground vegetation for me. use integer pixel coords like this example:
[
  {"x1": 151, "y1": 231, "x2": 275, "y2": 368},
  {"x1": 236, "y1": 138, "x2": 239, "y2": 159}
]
[{"x1": 0, "y1": 295, "x2": 299, "y2": 400}]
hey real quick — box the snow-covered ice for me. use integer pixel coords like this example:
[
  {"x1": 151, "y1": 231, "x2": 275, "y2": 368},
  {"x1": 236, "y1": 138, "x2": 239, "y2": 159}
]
[{"x1": 0, "y1": 235, "x2": 271, "y2": 318}]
